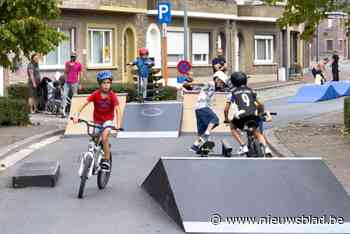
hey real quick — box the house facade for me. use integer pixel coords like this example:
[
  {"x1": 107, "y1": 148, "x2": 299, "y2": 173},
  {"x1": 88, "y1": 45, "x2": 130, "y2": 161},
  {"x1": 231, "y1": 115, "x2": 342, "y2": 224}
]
[
  {"x1": 310, "y1": 16, "x2": 349, "y2": 62},
  {"x1": 7, "y1": 0, "x2": 309, "y2": 85}
]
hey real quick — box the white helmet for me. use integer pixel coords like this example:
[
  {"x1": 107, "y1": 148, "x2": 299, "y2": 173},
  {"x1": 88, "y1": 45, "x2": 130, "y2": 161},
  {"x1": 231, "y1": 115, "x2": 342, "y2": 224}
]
[{"x1": 213, "y1": 71, "x2": 228, "y2": 84}]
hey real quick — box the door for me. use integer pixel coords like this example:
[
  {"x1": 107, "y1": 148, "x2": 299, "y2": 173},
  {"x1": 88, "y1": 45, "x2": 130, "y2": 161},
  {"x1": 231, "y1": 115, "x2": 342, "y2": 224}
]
[{"x1": 123, "y1": 28, "x2": 136, "y2": 83}]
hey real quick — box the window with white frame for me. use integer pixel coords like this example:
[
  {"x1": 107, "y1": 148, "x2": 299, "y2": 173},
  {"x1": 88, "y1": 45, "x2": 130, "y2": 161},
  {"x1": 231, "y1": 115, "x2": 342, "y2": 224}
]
[
  {"x1": 167, "y1": 31, "x2": 184, "y2": 65},
  {"x1": 41, "y1": 28, "x2": 75, "y2": 69},
  {"x1": 192, "y1": 32, "x2": 210, "y2": 65},
  {"x1": 88, "y1": 29, "x2": 113, "y2": 66},
  {"x1": 254, "y1": 35, "x2": 274, "y2": 64},
  {"x1": 328, "y1": 19, "x2": 333, "y2": 28}
]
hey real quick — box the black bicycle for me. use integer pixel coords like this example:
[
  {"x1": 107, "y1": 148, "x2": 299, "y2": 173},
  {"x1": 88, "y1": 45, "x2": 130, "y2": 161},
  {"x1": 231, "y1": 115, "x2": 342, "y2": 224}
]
[
  {"x1": 72, "y1": 118, "x2": 123, "y2": 199},
  {"x1": 225, "y1": 112, "x2": 277, "y2": 158},
  {"x1": 244, "y1": 112, "x2": 277, "y2": 158}
]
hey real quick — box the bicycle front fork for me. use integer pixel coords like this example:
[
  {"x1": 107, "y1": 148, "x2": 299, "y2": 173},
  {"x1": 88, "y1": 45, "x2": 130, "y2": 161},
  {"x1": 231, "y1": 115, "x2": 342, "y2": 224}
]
[{"x1": 78, "y1": 152, "x2": 94, "y2": 178}]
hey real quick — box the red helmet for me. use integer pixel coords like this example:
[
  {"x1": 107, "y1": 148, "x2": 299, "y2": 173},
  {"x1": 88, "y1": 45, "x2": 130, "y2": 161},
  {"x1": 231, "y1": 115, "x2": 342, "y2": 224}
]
[{"x1": 139, "y1": 47, "x2": 149, "y2": 56}]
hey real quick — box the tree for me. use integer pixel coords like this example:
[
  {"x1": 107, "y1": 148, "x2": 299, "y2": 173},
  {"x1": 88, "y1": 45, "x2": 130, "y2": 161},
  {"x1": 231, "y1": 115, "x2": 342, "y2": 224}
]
[
  {"x1": 0, "y1": 0, "x2": 66, "y2": 69},
  {"x1": 264, "y1": 0, "x2": 350, "y2": 40}
]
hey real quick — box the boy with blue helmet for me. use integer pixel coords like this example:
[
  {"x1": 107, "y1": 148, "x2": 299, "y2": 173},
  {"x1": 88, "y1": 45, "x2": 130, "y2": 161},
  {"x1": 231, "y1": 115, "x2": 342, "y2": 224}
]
[{"x1": 73, "y1": 70, "x2": 121, "y2": 171}]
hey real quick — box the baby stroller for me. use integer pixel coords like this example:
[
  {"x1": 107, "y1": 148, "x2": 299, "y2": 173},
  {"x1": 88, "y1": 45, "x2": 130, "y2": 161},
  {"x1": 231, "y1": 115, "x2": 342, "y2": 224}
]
[{"x1": 42, "y1": 77, "x2": 71, "y2": 115}]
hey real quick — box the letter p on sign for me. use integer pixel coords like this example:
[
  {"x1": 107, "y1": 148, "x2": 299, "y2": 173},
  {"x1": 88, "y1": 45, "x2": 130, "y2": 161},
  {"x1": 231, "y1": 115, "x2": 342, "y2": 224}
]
[{"x1": 157, "y1": 2, "x2": 171, "y2": 24}]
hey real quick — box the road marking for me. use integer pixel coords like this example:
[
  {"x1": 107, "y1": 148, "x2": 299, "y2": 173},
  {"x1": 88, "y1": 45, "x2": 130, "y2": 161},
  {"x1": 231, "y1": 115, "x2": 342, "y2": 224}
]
[{"x1": 0, "y1": 135, "x2": 61, "y2": 172}]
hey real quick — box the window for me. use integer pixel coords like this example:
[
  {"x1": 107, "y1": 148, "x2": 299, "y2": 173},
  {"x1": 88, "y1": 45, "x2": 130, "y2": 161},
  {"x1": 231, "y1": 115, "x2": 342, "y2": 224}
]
[
  {"x1": 328, "y1": 19, "x2": 333, "y2": 28},
  {"x1": 41, "y1": 28, "x2": 75, "y2": 69},
  {"x1": 254, "y1": 35, "x2": 274, "y2": 64},
  {"x1": 339, "y1": 39, "x2": 343, "y2": 49},
  {"x1": 167, "y1": 31, "x2": 184, "y2": 65},
  {"x1": 88, "y1": 29, "x2": 113, "y2": 66},
  {"x1": 192, "y1": 33, "x2": 210, "y2": 65},
  {"x1": 326, "y1": 39, "x2": 333, "y2": 51}
]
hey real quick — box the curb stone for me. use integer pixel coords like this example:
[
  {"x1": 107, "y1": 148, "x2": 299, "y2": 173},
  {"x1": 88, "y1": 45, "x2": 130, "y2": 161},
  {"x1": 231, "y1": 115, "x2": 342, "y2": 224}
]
[
  {"x1": 265, "y1": 128, "x2": 296, "y2": 158},
  {"x1": 0, "y1": 128, "x2": 65, "y2": 160}
]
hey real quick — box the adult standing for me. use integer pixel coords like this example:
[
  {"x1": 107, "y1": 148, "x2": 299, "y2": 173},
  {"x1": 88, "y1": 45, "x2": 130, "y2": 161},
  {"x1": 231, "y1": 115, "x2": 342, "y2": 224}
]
[
  {"x1": 27, "y1": 53, "x2": 41, "y2": 114},
  {"x1": 331, "y1": 54, "x2": 340, "y2": 81},
  {"x1": 61, "y1": 51, "x2": 82, "y2": 117},
  {"x1": 212, "y1": 48, "x2": 227, "y2": 74},
  {"x1": 311, "y1": 57, "x2": 329, "y2": 81}
]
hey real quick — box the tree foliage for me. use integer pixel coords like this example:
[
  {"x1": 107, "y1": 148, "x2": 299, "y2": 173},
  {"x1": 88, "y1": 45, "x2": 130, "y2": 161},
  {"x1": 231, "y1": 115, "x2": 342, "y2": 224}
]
[
  {"x1": 0, "y1": 0, "x2": 66, "y2": 69},
  {"x1": 264, "y1": 0, "x2": 350, "y2": 40}
]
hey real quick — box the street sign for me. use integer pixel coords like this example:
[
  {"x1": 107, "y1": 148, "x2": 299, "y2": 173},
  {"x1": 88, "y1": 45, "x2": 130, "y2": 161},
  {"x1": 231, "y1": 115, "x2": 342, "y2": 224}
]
[
  {"x1": 157, "y1": 2, "x2": 172, "y2": 24},
  {"x1": 177, "y1": 60, "x2": 192, "y2": 74}
]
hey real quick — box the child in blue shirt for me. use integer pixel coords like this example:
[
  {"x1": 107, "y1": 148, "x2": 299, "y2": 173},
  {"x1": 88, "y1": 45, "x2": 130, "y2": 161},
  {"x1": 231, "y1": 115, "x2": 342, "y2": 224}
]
[{"x1": 129, "y1": 48, "x2": 154, "y2": 99}]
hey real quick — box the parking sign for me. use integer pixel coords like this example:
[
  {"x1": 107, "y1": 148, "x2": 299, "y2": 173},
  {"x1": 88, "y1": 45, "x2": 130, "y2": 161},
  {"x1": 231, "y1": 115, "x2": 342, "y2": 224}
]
[{"x1": 157, "y1": 2, "x2": 171, "y2": 24}]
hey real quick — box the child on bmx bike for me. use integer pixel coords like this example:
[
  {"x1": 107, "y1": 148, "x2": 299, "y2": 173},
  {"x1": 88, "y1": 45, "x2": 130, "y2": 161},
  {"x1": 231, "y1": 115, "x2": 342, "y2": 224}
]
[
  {"x1": 224, "y1": 72, "x2": 272, "y2": 156},
  {"x1": 72, "y1": 70, "x2": 121, "y2": 171}
]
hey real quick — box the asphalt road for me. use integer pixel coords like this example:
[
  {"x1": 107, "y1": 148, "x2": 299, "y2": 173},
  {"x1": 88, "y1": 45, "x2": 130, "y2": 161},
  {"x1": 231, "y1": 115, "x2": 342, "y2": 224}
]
[{"x1": 0, "y1": 95, "x2": 346, "y2": 234}]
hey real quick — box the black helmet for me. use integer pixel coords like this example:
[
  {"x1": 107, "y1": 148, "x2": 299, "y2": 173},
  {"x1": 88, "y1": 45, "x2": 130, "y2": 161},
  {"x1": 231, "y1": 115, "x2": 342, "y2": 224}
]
[{"x1": 230, "y1": 72, "x2": 247, "y2": 87}]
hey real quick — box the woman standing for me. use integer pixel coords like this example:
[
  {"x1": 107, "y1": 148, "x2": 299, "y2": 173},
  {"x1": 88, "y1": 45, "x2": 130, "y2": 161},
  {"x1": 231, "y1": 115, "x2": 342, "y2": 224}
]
[
  {"x1": 332, "y1": 54, "x2": 340, "y2": 82},
  {"x1": 27, "y1": 53, "x2": 41, "y2": 114}
]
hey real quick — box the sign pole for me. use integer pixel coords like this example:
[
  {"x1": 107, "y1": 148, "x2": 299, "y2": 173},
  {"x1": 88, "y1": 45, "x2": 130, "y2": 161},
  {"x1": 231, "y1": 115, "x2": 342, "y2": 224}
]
[{"x1": 162, "y1": 23, "x2": 168, "y2": 86}]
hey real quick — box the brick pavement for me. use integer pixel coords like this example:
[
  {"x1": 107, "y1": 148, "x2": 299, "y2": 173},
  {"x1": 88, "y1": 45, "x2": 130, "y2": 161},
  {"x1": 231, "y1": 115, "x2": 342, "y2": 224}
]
[{"x1": 274, "y1": 111, "x2": 350, "y2": 194}]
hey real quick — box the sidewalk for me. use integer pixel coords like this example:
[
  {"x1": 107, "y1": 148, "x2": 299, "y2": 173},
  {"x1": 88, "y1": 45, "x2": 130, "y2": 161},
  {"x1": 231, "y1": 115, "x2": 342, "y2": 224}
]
[
  {"x1": 0, "y1": 114, "x2": 67, "y2": 159},
  {"x1": 272, "y1": 111, "x2": 350, "y2": 194}
]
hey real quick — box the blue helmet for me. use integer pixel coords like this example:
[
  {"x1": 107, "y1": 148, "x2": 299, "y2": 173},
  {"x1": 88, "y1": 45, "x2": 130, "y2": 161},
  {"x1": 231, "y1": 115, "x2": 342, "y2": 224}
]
[{"x1": 97, "y1": 70, "x2": 113, "y2": 83}]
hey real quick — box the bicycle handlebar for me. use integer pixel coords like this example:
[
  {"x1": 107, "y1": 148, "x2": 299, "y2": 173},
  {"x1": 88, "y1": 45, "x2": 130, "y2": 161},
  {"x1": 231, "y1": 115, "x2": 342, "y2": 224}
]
[
  {"x1": 70, "y1": 117, "x2": 124, "y2": 132},
  {"x1": 223, "y1": 112, "x2": 277, "y2": 124}
]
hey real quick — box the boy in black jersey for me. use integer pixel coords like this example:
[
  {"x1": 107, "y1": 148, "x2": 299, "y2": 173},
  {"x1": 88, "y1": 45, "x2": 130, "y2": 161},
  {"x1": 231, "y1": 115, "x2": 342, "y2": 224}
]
[{"x1": 224, "y1": 72, "x2": 271, "y2": 155}]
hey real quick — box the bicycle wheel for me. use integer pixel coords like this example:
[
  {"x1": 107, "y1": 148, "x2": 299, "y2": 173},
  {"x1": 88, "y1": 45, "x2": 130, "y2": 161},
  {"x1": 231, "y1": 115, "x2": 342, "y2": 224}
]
[
  {"x1": 97, "y1": 153, "x2": 112, "y2": 190},
  {"x1": 253, "y1": 140, "x2": 264, "y2": 158},
  {"x1": 78, "y1": 156, "x2": 93, "y2": 199}
]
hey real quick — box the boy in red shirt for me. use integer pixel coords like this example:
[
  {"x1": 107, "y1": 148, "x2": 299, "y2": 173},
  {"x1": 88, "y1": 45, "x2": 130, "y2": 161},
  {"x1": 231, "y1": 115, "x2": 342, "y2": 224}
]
[{"x1": 73, "y1": 71, "x2": 121, "y2": 171}]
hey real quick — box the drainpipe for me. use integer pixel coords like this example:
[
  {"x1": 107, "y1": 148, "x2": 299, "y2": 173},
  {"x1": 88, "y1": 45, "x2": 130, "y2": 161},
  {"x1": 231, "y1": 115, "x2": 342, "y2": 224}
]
[{"x1": 183, "y1": 0, "x2": 188, "y2": 61}]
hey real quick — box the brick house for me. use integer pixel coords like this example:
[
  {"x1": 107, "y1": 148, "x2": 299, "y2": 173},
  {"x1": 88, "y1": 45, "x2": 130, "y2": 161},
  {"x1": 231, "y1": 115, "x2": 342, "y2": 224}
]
[
  {"x1": 310, "y1": 17, "x2": 349, "y2": 62},
  {"x1": 6, "y1": 0, "x2": 309, "y2": 86}
]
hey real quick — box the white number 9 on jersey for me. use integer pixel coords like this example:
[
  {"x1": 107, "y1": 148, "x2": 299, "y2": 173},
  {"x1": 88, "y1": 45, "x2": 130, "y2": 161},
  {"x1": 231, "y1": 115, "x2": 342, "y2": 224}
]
[{"x1": 242, "y1": 93, "x2": 250, "y2": 107}]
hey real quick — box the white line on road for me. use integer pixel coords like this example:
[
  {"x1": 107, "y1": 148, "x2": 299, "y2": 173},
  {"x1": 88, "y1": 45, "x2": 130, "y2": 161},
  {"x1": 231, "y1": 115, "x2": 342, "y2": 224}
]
[{"x1": 0, "y1": 135, "x2": 61, "y2": 172}]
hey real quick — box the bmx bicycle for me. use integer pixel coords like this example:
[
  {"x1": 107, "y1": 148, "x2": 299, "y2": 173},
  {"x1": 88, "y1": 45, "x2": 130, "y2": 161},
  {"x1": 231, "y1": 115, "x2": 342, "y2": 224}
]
[
  {"x1": 71, "y1": 118, "x2": 123, "y2": 199},
  {"x1": 224, "y1": 112, "x2": 277, "y2": 158}
]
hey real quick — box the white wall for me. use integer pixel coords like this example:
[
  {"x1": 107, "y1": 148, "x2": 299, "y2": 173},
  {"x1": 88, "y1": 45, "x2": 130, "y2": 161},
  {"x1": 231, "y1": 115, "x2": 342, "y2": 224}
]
[{"x1": 146, "y1": 24, "x2": 162, "y2": 68}]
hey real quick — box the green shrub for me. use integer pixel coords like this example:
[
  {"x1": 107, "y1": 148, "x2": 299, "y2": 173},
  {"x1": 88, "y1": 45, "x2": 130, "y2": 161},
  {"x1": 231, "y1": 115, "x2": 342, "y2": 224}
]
[
  {"x1": 161, "y1": 86, "x2": 177, "y2": 101},
  {"x1": 345, "y1": 96, "x2": 350, "y2": 130},
  {"x1": 8, "y1": 83, "x2": 28, "y2": 100},
  {"x1": 0, "y1": 97, "x2": 30, "y2": 126},
  {"x1": 79, "y1": 83, "x2": 177, "y2": 102}
]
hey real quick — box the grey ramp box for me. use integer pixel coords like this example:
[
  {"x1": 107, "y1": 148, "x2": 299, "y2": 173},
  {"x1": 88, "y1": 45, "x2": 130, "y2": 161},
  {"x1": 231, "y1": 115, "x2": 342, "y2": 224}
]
[
  {"x1": 142, "y1": 157, "x2": 350, "y2": 233},
  {"x1": 119, "y1": 101, "x2": 183, "y2": 138},
  {"x1": 12, "y1": 161, "x2": 60, "y2": 188}
]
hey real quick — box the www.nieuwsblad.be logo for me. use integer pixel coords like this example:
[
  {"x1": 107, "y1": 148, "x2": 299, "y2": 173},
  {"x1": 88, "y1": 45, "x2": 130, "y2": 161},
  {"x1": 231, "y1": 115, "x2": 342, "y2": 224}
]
[{"x1": 209, "y1": 214, "x2": 345, "y2": 225}]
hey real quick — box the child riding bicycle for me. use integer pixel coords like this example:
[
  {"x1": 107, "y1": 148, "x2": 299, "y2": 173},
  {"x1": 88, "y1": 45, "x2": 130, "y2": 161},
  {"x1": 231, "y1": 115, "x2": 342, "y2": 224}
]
[
  {"x1": 224, "y1": 72, "x2": 272, "y2": 156},
  {"x1": 72, "y1": 70, "x2": 121, "y2": 171},
  {"x1": 128, "y1": 48, "x2": 155, "y2": 101}
]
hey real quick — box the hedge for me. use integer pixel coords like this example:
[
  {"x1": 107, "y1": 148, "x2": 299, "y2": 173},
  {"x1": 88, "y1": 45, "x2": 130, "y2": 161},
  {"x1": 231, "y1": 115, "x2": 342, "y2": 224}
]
[
  {"x1": 8, "y1": 83, "x2": 28, "y2": 100},
  {"x1": 0, "y1": 97, "x2": 30, "y2": 126},
  {"x1": 345, "y1": 96, "x2": 350, "y2": 130},
  {"x1": 7, "y1": 82, "x2": 177, "y2": 103},
  {"x1": 79, "y1": 83, "x2": 177, "y2": 102}
]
